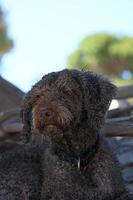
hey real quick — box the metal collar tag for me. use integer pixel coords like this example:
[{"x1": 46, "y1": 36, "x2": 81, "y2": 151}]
[{"x1": 78, "y1": 157, "x2": 80, "y2": 169}]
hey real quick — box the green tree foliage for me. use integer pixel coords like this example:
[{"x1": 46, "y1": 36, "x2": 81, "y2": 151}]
[
  {"x1": 0, "y1": 6, "x2": 13, "y2": 61},
  {"x1": 67, "y1": 33, "x2": 133, "y2": 77}
]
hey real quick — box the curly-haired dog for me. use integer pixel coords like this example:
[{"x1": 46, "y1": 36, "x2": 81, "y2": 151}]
[
  {"x1": 0, "y1": 69, "x2": 132, "y2": 200},
  {"x1": 21, "y1": 69, "x2": 132, "y2": 200}
]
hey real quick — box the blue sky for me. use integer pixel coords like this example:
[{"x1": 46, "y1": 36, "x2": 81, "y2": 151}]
[{"x1": 1, "y1": 0, "x2": 133, "y2": 92}]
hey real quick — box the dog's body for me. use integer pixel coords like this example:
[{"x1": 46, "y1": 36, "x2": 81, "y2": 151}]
[
  {"x1": 0, "y1": 142, "x2": 42, "y2": 199},
  {"x1": 0, "y1": 69, "x2": 132, "y2": 199},
  {"x1": 39, "y1": 136, "x2": 127, "y2": 200}
]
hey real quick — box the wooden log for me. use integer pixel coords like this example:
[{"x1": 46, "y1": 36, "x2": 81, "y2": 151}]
[
  {"x1": 2, "y1": 122, "x2": 23, "y2": 133},
  {"x1": 101, "y1": 123, "x2": 133, "y2": 137},
  {"x1": 117, "y1": 85, "x2": 133, "y2": 99},
  {"x1": 107, "y1": 105, "x2": 133, "y2": 118},
  {"x1": 106, "y1": 115, "x2": 133, "y2": 123},
  {"x1": 0, "y1": 108, "x2": 20, "y2": 123}
]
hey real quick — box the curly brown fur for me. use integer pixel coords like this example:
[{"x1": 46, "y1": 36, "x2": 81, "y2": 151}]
[
  {"x1": 21, "y1": 69, "x2": 132, "y2": 200},
  {"x1": 0, "y1": 142, "x2": 43, "y2": 199},
  {"x1": 0, "y1": 69, "x2": 132, "y2": 199}
]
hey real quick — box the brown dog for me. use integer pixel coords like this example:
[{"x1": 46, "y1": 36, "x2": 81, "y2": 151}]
[
  {"x1": 0, "y1": 69, "x2": 132, "y2": 199},
  {"x1": 21, "y1": 69, "x2": 132, "y2": 200}
]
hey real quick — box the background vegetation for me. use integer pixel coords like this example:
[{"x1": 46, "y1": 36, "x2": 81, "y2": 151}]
[
  {"x1": 0, "y1": 6, "x2": 13, "y2": 65},
  {"x1": 67, "y1": 33, "x2": 133, "y2": 85}
]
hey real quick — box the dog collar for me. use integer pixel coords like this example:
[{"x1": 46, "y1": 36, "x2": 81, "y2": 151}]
[{"x1": 54, "y1": 133, "x2": 100, "y2": 170}]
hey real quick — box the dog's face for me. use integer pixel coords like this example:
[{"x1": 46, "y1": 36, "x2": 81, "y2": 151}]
[
  {"x1": 31, "y1": 71, "x2": 83, "y2": 139},
  {"x1": 21, "y1": 69, "x2": 116, "y2": 146}
]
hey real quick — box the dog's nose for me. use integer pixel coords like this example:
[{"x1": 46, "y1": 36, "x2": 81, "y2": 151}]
[{"x1": 40, "y1": 108, "x2": 54, "y2": 119}]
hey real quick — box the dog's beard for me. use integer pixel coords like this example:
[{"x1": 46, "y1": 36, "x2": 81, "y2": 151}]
[
  {"x1": 32, "y1": 105, "x2": 73, "y2": 134},
  {"x1": 31, "y1": 103, "x2": 84, "y2": 151}
]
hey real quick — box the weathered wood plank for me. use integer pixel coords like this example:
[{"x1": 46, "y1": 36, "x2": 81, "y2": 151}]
[
  {"x1": 101, "y1": 123, "x2": 133, "y2": 137},
  {"x1": 117, "y1": 84, "x2": 133, "y2": 99}
]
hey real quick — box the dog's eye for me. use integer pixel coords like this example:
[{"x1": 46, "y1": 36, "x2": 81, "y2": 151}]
[
  {"x1": 62, "y1": 88, "x2": 79, "y2": 98},
  {"x1": 62, "y1": 89, "x2": 72, "y2": 96},
  {"x1": 36, "y1": 94, "x2": 40, "y2": 98}
]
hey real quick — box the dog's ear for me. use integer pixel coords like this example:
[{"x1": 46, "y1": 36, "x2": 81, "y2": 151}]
[
  {"x1": 20, "y1": 93, "x2": 33, "y2": 143},
  {"x1": 79, "y1": 71, "x2": 117, "y2": 129}
]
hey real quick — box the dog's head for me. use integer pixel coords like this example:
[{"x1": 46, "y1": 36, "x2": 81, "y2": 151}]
[{"x1": 21, "y1": 69, "x2": 116, "y2": 144}]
